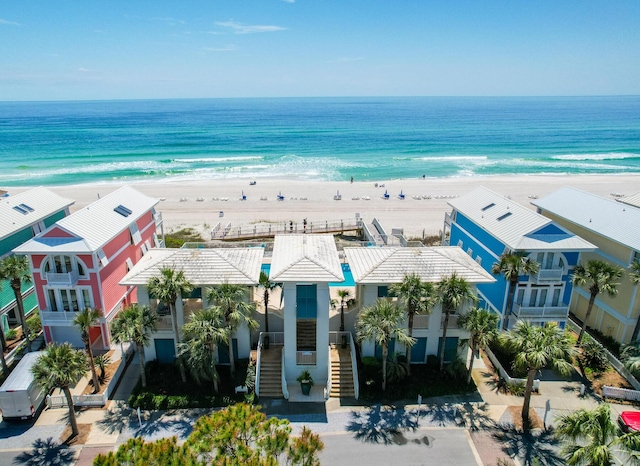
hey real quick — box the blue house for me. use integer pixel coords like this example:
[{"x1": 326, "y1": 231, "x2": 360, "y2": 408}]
[
  {"x1": 0, "y1": 188, "x2": 74, "y2": 334},
  {"x1": 442, "y1": 187, "x2": 595, "y2": 330}
]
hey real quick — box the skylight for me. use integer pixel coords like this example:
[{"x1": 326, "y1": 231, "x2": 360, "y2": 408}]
[
  {"x1": 497, "y1": 212, "x2": 513, "y2": 221},
  {"x1": 481, "y1": 203, "x2": 496, "y2": 211},
  {"x1": 19, "y1": 203, "x2": 34, "y2": 212},
  {"x1": 13, "y1": 205, "x2": 29, "y2": 215},
  {"x1": 114, "y1": 205, "x2": 133, "y2": 217}
]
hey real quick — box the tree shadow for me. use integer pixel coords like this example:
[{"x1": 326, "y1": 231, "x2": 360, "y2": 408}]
[
  {"x1": 434, "y1": 402, "x2": 496, "y2": 431},
  {"x1": 346, "y1": 405, "x2": 418, "y2": 445},
  {"x1": 13, "y1": 437, "x2": 75, "y2": 465},
  {"x1": 96, "y1": 404, "x2": 194, "y2": 440},
  {"x1": 492, "y1": 424, "x2": 564, "y2": 466}
]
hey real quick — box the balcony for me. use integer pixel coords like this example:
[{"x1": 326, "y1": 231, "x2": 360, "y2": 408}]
[
  {"x1": 154, "y1": 211, "x2": 163, "y2": 226},
  {"x1": 531, "y1": 268, "x2": 563, "y2": 283},
  {"x1": 440, "y1": 314, "x2": 459, "y2": 329},
  {"x1": 46, "y1": 270, "x2": 79, "y2": 286},
  {"x1": 41, "y1": 309, "x2": 105, "y2": 324},
  {"x1": 296, "y1": 351, "x2": 317, "y2": 365},
  {"x1": 156, "y1": 315, "x2": 174, "y2": 330},
  {"x1": 513, "y1": 304, "x2": 569, "y2": 319},
  {"x1": 413, "y1": 314, "x2": 430, "y2": 329}
]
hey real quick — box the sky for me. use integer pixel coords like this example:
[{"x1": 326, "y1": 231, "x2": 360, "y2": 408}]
[{"x1": 1, "y1": 0, "x2": 640, "y2": 101}]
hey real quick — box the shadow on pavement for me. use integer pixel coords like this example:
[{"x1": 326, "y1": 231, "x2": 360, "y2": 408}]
[
  {"x1": 14, "y1": 437, "x2": 75, "y2": 465},
  {"x1": 346, "y1": 405, "x2": 418, "y2": 445},
  {"x1": 97, "y1": 404, "x2": 194, "y2": 440},
  {"x1": 0, "y1": 420, "x2": 34, "y2": 439},
  {"x1": 492, "y1": 424, "x2": 564, "y2": 466},
  {"x1": 423, "y1": 402, "x2": 495, "y2": 431}
]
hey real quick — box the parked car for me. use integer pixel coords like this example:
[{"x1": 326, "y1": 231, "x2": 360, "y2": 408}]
[{"x1": 618, "y1": 411, "x2": 640, "y2": 433}]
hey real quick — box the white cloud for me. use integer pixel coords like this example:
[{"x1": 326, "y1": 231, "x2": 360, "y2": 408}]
[
  {"x1": 152, "y1": 17, "x2": 185, "y2": 26},
  {"x1": 282, "y1": 0, "x2": 296, "y2": 3},
  {"x1": 336, "y1": 57, "x2": 365, "y2": 63},
  {"x1": 202, "y1": 45, "x2": 238, "y2": 52},
  {"x1": 0, "y1": 18, "x2": 20, "y2": 26},
  {"x1": 78, "y1": 67, "x2": 91, "y2": 72},
  {"x1": 215, "y1": 20, "x2": 286, "y2": 34}
]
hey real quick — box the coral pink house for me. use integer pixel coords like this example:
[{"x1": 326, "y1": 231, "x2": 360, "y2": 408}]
[{"x1": 14, "y1": 186, "x2": 162, "y2": 349}]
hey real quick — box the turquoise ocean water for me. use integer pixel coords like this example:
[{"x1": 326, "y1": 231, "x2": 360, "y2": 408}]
[{"x1": 1, "y1": 96, "x2": 639, "y2": 187}]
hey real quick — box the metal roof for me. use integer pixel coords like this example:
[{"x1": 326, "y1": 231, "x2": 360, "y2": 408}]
[
  {"x1": 448, "y1": 186, "x2": 595, "y2": 252},
  {"x1": 344, "y1": 246, "x2": 496, "y2": 284},
  {"x1": 14, "y1": 186, "x2": 158, "y2": 254},
  {"x1": 269, "y1": 234, "x2": 344, "y2": 283},
  {"x1": 532, "y1": 187, "x2": 640, "y2": 252},
  {"x1": 618, "y1": 192, "x2": 640, "y2": 210},
  {"x1": 0, "y1": 187, "x2": 74, "y2": 242},
  {"x1": 120, "y1": 247, "x2": 264, "y2": 286}
]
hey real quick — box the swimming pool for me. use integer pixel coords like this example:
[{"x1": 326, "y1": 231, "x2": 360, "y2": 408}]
[{"x1": 261, "y1": 263, "x2": 355, "y2": 287}]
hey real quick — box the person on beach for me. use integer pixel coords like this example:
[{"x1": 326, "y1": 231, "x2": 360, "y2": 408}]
[
  {"x1": 350, "y1": 176, "x2": 354, "y2": 183},
  {"x1": 289, "y1": 221, "x2": 293, "y2": 233},
  {"x1": 303, "y1": 218, "x2": 307, "y2": 233}
]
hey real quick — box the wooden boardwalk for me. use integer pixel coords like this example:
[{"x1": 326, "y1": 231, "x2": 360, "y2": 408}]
[{"x1": 209, "y1": 218, "x2": 361, "y2": 241}]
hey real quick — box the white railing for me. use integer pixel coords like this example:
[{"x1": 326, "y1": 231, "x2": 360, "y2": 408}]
[
  {"x1": 296, "y1": 351, "x2": 316, "y2": 365},
  {"x1": 255, "y1": 332, "x2": 264, "y2": 397},
  {"x1": 154, "y1": 211, "x2": 163, "y2": 226},
  {"x1": 441, "y1": 314, "x2": 459, "y2": 329},
  {"x1": 156, "y1": 315, "x2": 173, "y2": 330},
  {"x1": 262, "y1": 332, "x2": 284, "y2": 346},
  {"x1": 533, "y1": 268, "x2": 563, "y2": 282},
  {"x1": 46, "y1": 270, "x2": 79, "y2": 286},
  {"x1": 513, "y1": 304, "x2": 569, "y2": 319},
  {"x1": 328, "y1": 331, "x2": 351, "y2": 346},
  {"x1": 326, "y1": 345, "x2": 332, "y2": 400},
  {"x1": 413, "y1": 314, "x2": 430, "y2": 329},
  {"x1": 281, "y1": 349, "x2": 289, "y2": 399},
  {"x1": 40, "y1": 310, "x2": 78, "y2": 323},
  {"x1": 349, "y1": 332, "x2": 360, "y2": 399},
  {"x1": 602, "y1": 386, "x2": 640, "y2": 402}
]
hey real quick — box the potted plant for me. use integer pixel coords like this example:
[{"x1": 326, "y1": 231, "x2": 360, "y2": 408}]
[{"x1": 296, "y1": 369, "x2": 314, "y2": 396}]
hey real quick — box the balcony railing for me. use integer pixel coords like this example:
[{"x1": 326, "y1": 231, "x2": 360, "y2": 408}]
[
  {"x1": 513, "y1": 304, "x2": 569, "y2": 319},
  {"x1": 296, "y1": 351, "x2": 316, "y2": 365},
  {"x1": 46, "y1": 270, "x2": 79, "y2": 286},
  {"x1": 156, "y1": 315, "x2": 174, "y2": 330},
  {"x1": 154, "y1": 211, "x2": 163, "y2": 226},
  {"x1": 532, "y1": 268, "x2": 564, "y2": 283},
  {"x1": 440, "y1": 314, "x2": 459, "y2": 329},
  {"x1": 413, "y1": 314, "x2": 430, "y2": 329}
]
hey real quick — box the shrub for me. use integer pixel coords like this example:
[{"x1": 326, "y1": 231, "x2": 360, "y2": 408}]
[
  {"x1": 4, "y1": 329, "x2": 17, "y2": 341},
  {"x1": 167, "y1": 396, "x2": 189, "y2": 409},
  {"x1": 426, "y1": 354, "x2": 439, "y2": 368},
  {"x1": 446, "y1": 357, "x2": 468, "y2": 381},
  {"x1": 507, "y1": 381, "x2": 525, "y2": 396},
  {"x1": 26, "y1": 312, "x2": 42, "y2": 337},
  {"x1": 152, "y1": 395, "x2": 169, "y2": 410},
  {"x1": 362, "y1": 356, "x2": 379, "y2": 367},
  {"x1": 580, "y1": 337, "x2": 609, "y2": 372}
]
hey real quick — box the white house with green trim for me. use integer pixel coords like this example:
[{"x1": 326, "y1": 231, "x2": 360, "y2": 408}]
[{"x1": 0, "y1": 188, "x2": 74, "y2": 334}]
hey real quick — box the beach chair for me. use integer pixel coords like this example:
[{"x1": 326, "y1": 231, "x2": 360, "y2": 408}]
[
  {"x1": 240, "y1": 190, "x2": 247, "y2": 201},
  {"x1": 382, "y1": 190, "x2": 390, "y2": 200},
  {"x1": 277, "y1": 192, "x2": 285, "y2": 201},
  {"x1": 398, "y1": 191, "x2": 405, "y2": 200},
  {"x1": 334, "y1": 190, "x2": 342, "y2": 201}
]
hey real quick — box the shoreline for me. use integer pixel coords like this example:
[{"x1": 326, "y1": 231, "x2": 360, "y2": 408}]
[{"x1": 7, "y1": 174, "x2": 640, "y2": 240}]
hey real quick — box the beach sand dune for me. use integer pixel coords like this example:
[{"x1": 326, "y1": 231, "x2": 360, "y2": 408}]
[{"x1": 12, "y1": 175, "x2": 640, "y2": 241}]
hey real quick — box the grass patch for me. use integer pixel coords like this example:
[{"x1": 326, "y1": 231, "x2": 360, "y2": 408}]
[
  {"x1": 128, "y1": 360, "x2": 251, "y2": 410},
  {"x1": 164, "y1": 228, "x2": 203, "y2": 248}
]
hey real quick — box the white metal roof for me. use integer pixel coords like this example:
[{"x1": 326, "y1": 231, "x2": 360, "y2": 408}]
[
  {"x1": 0, "y1": 187, "x2": 74, "y2": 242},
  {"x1": 532, "y1": 187, "x2": 640, "y2": 252},
  {"x1": 619, "y1": 192, "x2": 640, "y2": 209},
  {"x1": 120, "y1": 247, "x2": 264, "y2": 286},
  {"x1": 269, "y1": 234, "x2": 344, "y2": 282},
  {"x1": 345, "y1": 246, "x2": 495, "y2": 284},
  {"x1": 448, "y1": 186, "x2": 595, "y2": 252},
  {"x1": 14, "y1": 186, "x2": 158, "y2": 254}
]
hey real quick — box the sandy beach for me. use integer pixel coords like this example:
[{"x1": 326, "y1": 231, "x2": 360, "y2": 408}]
[{"x1": 10, "y1": 174, "x2": 640, "y2": 241}]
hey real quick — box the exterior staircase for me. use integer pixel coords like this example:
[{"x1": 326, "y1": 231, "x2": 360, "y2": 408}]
[
  {"x1": 297, "y1": 320, "x2": 316, "y2": 351},
  {"x1": 329, "y1": 345, "x2": 355, "y2": 398},
  {"x1": 258, "y1": 347, "x2": 283, "y2": 398}
]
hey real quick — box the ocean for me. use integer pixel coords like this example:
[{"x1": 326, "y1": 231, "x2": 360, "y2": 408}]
[{"x1": 1, "y1": 96, "x2": 639, "y2": 187}]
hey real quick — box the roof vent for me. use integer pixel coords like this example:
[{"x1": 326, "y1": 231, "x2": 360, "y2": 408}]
[
  {"x1": 481, "y1": 203, "x2": 495, "y2": 211},
  {"x1": 114, "y1": 205, "x2": 133, "y2": 217}
]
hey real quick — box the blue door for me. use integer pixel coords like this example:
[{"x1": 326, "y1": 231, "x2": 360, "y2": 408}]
[
  {"x1": 375, "y1": 338, "x2": 396, "y2": 360},
  {"x1": 296, "y1": 285, "x2": 317, "y2": 319},
  {"x1": 438, "y1": 337, "x2": 459, "y2": 363},
  {"x1": 218, "y1": 339, "x2": 239, "y2": 365},
  {"x1": 154, "y1": 339, "x2": 176, "y2": 364},
  {"x1": 410, "y1": 337, "x2": 428, "y2": 363}
]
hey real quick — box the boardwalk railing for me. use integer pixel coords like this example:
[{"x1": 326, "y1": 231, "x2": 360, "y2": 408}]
[{"x1": 602, "y1": 385, "x2": 640, "y2": 402}]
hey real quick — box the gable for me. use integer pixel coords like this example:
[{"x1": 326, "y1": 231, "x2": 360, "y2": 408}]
[{"x1": 42, "y1": 227, "x2": 76, "y2": 239}]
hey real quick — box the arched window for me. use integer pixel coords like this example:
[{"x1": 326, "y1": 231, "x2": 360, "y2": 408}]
[{"x1": 43, "y1": 255, "x2": 87, "y2": 277}]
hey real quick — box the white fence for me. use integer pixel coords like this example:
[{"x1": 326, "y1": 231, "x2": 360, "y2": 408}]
[
  {"x1": 602, "y1": 385, "x2": 640, "y2": 402},
  {"x1": 47, "y1": 342, "x2": 134, "y2": 408},
  {"x1": 485, "y1": 347, "x2": 540, "y2": 392}
]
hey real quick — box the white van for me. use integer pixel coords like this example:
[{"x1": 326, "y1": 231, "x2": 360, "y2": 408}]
[{"x1": 0, "y1": 351, "x2": 46, "y2": 422}]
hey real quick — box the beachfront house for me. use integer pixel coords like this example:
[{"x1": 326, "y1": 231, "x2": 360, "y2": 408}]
[
  {"x1": 256, "y1": 234, "x2": 350, "y2": 400},
  {"x1": 442, "y1": 187, "x2": 595, "y2": 330},
  {"x1": 14, "y1": 186, "x2": 162, "y2": 349},
  {"x1": 344, "y1": 246, "x2": 495, "y2": 364},
  {"x1": 119, "y1": 247, "x2": 263, "y2": 364},
  {"x1": 0, "y1": 188, "x2": 74, "y2": 336},
  {"x1": 532, "y1": 187, "x2": 640, "y2": 343}
]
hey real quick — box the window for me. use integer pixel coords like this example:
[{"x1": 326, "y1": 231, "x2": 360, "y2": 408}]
[
  {"x1": 153, "y1": 233, "x2": 160, "y2": 248},
  {"x1": 46, "y1": 287, "x2": 92, "y2": 312},
  {"x1": 457, "y1": 239, "x2": 463, "y2": 248},
  {"x1": 126, "y1": 258, "x2": 134, "y2": 271},
  {"x1": 129, "y1": 223, "x2": 142, "y2": 245},
  {"x1": 48, "y1": 289, "x2": 59, "y2": 311},
  {"x1": 475, "y1": 256, "x2": 482, "y2": 265},
  {"x1": 141, "y1": 243, "x2": 149, "y2": 256},
  {"x1": 32, "y1": 221, "x2": 46, "y2": 235},
  {"x1": 552, "y1": 288, "x2": 561, "y2": 307},
  {"x1": 377, "y1": 286, "x2": 389, "y2": 298},
  {"x1": 632, "y1": 251, "x2": 640, "y2": 265},
  {"x1": 467, "y1": 247, "x2": 473, "y2": 256},
  {"x1": 144, "y1": 239, "x2": 151, "y2": 251},
  {"x1": 43, "y1": 255, "x2": 87, "y2": 277},
  {"x1": 97, "y1": 249, "x2": 109, "y2": 267}
]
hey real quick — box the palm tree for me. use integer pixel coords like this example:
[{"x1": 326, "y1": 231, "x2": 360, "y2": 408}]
[
  {"x1": 491, "y1": 252, "x2": 540, "y2": 330},
  {"x1": 458, "y1": 307, "x2": 499, "y2": 384},
  {"x1": 179, "y1": 307, "x2": 228, "y2": 393},
  {"x1": 501, "y1": 321, "x2": 575, "y2": 432},
  {"x1": 110, "y1": 304, "x2": 158, "y2": 388},
  {"x1": 73, "y1": 308, "x2": 102, "y2": 393},
  {"x1": 389, "y1": 274, "x2": 435, "y2": 373},
  {"x1": 630, "y1": 260, "x2": 640, "y2": 285},
  {"x1": 258, "y1": 271, "x2": 281, "y2": 333},
  {"x1": 335, "y1": 289, "x2": 356, "y2": 332},
  {"x1": 147, "y1": 267, "x2": 193, "y2": 381},
  {"x1": 572, "y1": 260, "x2": 623, "y2": 346},
  {"x1": 0, "y1": 255, "x2": 33, "y2": 343},
  {"x1": 437, "y1": 273, "x2": 476, "y2": 371},
  {"x1": 555, "y1": 403, "x2": 640, "y2": 466},
  {"x1": 206, "y1": 283, "x2": 258, "y2": 375},
  {"x1": 31, "y1": 343, "x2": 87, "y2": 438},
  {"x1": 356, "y1": 299, "x2": 415, "y2": 391}
]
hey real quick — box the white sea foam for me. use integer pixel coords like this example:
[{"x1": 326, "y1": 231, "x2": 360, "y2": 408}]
[
  {"x1": 177, "y1": 156, "x2": 264, "y2": 163},
  {"x1": 551, "y1": 152, "x2": 639, "y2": 161},
  {"x1": 415, "y1": 155, "x2": 489, "y2": 162}
]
